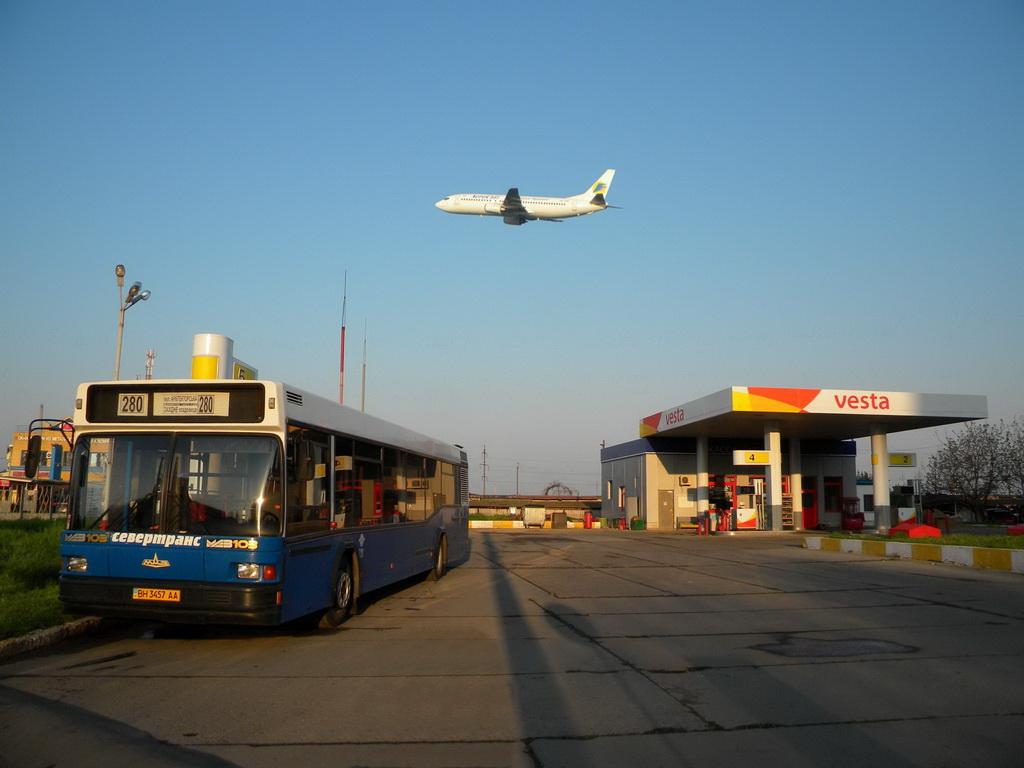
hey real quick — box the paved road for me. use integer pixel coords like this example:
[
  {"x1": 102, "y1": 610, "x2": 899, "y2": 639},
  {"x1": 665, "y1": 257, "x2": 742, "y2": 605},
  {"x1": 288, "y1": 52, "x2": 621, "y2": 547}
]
[{"x1": 2, "y1": 529, "x2": 1024, "y2": 767}]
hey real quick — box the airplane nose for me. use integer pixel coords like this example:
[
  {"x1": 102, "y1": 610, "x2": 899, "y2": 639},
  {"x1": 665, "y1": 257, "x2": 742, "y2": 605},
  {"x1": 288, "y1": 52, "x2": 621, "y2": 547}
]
[{"x1": 435, "y1": 199, "x2": 447, "y2": 210}]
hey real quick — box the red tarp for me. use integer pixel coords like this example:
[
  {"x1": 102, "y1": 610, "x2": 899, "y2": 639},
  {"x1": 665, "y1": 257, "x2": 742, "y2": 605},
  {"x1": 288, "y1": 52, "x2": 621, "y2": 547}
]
[{"x1": 889, "y1": 522, "x2": 942, "y2": 538}]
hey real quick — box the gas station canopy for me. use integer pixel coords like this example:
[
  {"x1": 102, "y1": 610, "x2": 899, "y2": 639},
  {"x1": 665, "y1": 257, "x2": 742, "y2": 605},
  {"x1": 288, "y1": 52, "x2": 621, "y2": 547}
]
[{"x1": 640, "y1": 386, "x2": 988, "y2": 441}]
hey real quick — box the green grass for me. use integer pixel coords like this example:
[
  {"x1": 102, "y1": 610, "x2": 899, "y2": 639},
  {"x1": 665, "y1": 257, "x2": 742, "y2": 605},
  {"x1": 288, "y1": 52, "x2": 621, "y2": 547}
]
[
  {"x1": 826, "y1": 531, "x2": 1024, "y2": 550},
  {"x1": 0, "y1": 519, "x2": 71, "y2": 641}
]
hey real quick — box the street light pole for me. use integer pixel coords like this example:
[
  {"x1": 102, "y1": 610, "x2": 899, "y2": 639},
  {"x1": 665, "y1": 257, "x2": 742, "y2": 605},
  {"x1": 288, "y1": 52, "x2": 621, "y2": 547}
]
[
  {"x1": 114, "y1": 264, "x2": 151, "y2": 380},
  {"x1": 114, "y1": 265, "x2": 125, "y2": 380}
]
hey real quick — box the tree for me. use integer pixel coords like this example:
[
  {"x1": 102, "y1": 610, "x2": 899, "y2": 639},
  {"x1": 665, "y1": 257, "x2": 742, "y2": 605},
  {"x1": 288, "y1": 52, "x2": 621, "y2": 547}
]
[
  {"x1": 925, "y1": 421, "x2": 1009, "y2": 517},
  {"x1": 1003, "y1": 418, "x2": 1024, "y2": 501}
]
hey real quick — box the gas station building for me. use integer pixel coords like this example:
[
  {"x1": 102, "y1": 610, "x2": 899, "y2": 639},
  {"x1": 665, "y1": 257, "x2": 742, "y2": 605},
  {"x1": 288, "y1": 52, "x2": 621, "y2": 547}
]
[{"x1": 600, "y1": 386, "x2": 987, "y2": 531}]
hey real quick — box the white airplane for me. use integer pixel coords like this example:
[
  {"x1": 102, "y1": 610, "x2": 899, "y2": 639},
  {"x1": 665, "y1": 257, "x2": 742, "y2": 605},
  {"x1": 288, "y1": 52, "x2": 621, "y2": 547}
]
[{"x1": 435, "y1": 170, "x2": 617, "y2": 225}]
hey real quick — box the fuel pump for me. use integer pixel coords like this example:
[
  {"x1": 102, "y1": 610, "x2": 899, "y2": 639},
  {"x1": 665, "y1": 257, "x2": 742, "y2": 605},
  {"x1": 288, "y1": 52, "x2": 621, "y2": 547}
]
[
  {"x1": 734, "y1": 481, "x2": 762, "y2": 530},
  {"x1": 754, "y1": 478, "x2": 765, "y2": 529}
]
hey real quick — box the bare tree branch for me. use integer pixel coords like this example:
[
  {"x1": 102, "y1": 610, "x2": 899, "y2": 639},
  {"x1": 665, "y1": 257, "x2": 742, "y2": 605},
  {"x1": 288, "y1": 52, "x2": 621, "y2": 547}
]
[{"x1": 925, "y1": 421, "x2": 1009, "y2": 516}]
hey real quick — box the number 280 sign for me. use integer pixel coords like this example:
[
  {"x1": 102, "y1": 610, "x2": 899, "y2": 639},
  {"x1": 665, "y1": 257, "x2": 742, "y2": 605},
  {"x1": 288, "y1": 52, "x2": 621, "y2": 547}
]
[{"x1": 117, "y1": 393, "x2": 149, "y2": 416}]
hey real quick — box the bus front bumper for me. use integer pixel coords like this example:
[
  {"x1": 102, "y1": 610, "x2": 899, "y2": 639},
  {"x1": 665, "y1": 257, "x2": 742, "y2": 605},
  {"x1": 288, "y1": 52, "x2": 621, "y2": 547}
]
[{"x1": 59, "y1": 576, "x2": 283, "y2": 626}]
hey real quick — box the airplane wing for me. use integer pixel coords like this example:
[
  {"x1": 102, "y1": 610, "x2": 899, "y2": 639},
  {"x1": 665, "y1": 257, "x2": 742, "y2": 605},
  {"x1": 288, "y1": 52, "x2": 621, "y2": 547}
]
[{"x1": 501, "y1": 188, "x2": 529, "y2": 216}]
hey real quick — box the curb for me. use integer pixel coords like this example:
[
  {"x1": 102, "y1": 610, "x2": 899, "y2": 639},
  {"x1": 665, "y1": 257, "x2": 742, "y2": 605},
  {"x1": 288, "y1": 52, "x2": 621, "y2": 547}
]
[
  {"x1": 469, "y1": 520, "x2": 597, "y2": 529},
  {"x1": 0, "y1": 617, "x2": 104, "y2": 663},
  {"x1": 804, "y1": 536, "x2": 1024, "y2": 574}
]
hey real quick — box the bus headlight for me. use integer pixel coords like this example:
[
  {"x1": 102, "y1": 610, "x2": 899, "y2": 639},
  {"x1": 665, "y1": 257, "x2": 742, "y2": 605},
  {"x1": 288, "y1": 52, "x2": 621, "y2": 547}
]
[
  {"x1": 67, "y1": 556, "x2": 88, "y2": 572},
  {"x1": 236, "y1": 563, "x2": 261, "y2": 580}
]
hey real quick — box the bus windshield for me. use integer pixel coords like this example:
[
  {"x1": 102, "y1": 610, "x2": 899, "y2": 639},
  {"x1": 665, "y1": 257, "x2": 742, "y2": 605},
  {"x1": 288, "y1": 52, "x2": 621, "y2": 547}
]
[{"x1": 69, "y1": 433, "x2": 283, "y2": 536}]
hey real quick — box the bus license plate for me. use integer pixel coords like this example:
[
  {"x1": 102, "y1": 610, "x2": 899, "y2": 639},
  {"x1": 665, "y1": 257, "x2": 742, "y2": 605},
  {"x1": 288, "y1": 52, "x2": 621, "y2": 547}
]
[{"x1": 132, "y1": 587, "x2": 181, "y2": 602}]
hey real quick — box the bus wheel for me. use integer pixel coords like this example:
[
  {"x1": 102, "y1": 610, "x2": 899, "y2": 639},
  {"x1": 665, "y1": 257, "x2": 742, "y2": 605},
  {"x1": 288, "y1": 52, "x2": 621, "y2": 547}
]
[
  {"x1": 427, "y1": 535, "x2": 447, "y2": 582},
  {"x1": 320, "y1": 557, "x2": 355, "y2": 628}
]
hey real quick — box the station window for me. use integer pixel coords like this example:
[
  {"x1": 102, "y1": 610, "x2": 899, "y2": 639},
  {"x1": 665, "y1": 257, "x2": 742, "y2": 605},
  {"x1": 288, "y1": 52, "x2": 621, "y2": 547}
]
[{"x1": 824, "y1": 477, "x2": 843, "y2": 513}]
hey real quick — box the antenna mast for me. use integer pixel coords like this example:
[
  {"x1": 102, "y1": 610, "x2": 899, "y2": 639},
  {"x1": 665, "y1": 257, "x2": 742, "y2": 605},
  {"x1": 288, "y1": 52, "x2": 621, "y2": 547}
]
[
  {"x1": 360, "y1": 320, "x2": 367, "y2": 412},
  {"x1": 339, "y1": 272, "x2": 347, "y2": 404}
]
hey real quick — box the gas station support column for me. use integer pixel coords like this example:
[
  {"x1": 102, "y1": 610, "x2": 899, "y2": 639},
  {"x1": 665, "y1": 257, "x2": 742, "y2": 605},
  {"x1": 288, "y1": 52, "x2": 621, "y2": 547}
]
[
  {"x1": 871, "y1": 426, "x2": 891, "y2": 530},
  {"x1": 790, "y1": 437, "x2": 803, "y2": 531},
  {"x1": 696, "y1": 435, "x2": 709, "y2": 518},
  {"x1": 765, "y1": 420, "x2": 783, "y2": 530}
]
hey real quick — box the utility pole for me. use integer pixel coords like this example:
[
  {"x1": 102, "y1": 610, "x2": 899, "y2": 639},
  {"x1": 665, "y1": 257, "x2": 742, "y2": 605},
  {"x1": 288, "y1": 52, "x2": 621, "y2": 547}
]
[
  {"x1": 481, "y1": 445, "x2": 489, "y2": 496},
  {"x1": 516, "y1": 462, "x2": 520, "y2": 495}
]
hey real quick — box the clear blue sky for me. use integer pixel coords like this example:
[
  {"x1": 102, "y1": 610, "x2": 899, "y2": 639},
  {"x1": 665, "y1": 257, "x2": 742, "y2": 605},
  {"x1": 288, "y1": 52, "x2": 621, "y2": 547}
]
[{"x1": 2, "y1": 1, "x2": 1022, "y2": 493}]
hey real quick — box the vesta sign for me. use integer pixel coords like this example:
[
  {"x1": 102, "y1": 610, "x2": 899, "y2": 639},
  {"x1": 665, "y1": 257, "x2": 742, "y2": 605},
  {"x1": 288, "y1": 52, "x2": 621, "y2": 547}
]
[
  {"x1": 664, "y1": 408, "x2": 685, "y2": 424},
  {"x1": 732, "y1": 387, "x2": 911, "y2": 415},
  {"x1": 833, "y1": 393, "x2": 890, "y2": 410}
]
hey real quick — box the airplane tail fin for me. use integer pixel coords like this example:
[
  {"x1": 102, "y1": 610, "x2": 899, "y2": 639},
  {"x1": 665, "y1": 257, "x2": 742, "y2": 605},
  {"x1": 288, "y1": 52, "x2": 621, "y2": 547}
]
[{"x1": 574, "y1": 169, "x2": 616, "y2": 206}]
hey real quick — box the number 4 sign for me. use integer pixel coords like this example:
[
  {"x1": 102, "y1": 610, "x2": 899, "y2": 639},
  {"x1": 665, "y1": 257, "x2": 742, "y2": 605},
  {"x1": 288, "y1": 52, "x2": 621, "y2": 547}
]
[{"x1": 732, "y1": 450, "x2": 771, "y2": 465}]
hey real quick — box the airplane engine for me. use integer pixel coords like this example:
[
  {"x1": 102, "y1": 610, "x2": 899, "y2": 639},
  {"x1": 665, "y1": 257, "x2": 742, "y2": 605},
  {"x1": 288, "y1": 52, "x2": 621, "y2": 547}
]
[
  {"x1": 503, "y1": 216, "x2": 524, "y2": 225},
  {"x1": 484, "y1": 203, "x2": 503, "y2": 214}
]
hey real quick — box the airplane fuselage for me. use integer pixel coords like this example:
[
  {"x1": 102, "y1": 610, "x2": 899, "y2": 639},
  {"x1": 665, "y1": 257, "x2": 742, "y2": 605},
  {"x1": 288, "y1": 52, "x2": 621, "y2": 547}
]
[
  {"x1": 435, "y1": 170, "x2": 616, "y2": 225},
  {"x1": 435, "y1": 194, "x2": 605, "y2": 220}
]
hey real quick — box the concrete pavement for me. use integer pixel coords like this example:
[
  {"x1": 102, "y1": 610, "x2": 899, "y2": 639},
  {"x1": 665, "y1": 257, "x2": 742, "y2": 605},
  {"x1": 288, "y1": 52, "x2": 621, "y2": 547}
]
[{"x1": 2, "y1": 529, "x2": 1024, "y2": 767}]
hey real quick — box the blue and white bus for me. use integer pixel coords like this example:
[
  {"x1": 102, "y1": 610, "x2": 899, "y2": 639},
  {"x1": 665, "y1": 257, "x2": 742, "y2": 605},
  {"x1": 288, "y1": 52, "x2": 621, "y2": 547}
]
[{"x1": 58, "y1": 379, "x2": 469, "y2": 627}]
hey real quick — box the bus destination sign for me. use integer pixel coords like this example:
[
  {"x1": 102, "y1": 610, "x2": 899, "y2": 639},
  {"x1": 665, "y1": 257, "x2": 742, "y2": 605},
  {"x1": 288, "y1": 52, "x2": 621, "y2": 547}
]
[
  {"x1": 90, "y1": 383, "x2": 265, "y2": 423},
  {"x1": 153, "y1": 392, "x2": 230, "y2": 417}
]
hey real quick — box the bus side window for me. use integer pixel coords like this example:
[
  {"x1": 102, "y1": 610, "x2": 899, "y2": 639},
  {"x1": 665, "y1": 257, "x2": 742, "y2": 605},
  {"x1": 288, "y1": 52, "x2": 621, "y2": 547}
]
[
  {"x1": 383, "y1": 448, "x2": 405, "y2": 524},
  {"x1": 286, "y1": 429, "x2": 330, "y2": 536},
  {"x1": 441, "y1": 462, "x2": 455, "y2": 507},
  {"x1": 405, "y1": 456, "x2": 426, "y2": 521},
  {"x1": 335, "y1": 439, "x2": 355, "y2": 528}
]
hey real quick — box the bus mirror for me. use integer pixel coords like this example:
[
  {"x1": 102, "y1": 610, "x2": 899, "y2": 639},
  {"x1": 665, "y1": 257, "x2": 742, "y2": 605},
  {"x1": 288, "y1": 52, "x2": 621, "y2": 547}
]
[
  {"x1": 293, "y1": 439, "x2": 315, "y2": 483},
  {"x1": 24, "y1": 434, "x2": 42, "y2": 479}
]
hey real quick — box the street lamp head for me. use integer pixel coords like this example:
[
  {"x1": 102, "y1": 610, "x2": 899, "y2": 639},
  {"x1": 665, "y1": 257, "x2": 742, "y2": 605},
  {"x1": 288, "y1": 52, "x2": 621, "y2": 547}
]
[
  {"x1": 125, "y1": 286, "x2": 150, "y2": 308},
  {"x1": 116, "y1": 264, "x2": 125, "y2": 287}
]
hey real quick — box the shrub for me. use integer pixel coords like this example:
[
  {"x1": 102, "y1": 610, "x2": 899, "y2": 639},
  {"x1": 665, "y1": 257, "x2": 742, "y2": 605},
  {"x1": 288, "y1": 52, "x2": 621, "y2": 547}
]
[{"x1": 0, "y1": 520, "x2": 70, "y2": 640}]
